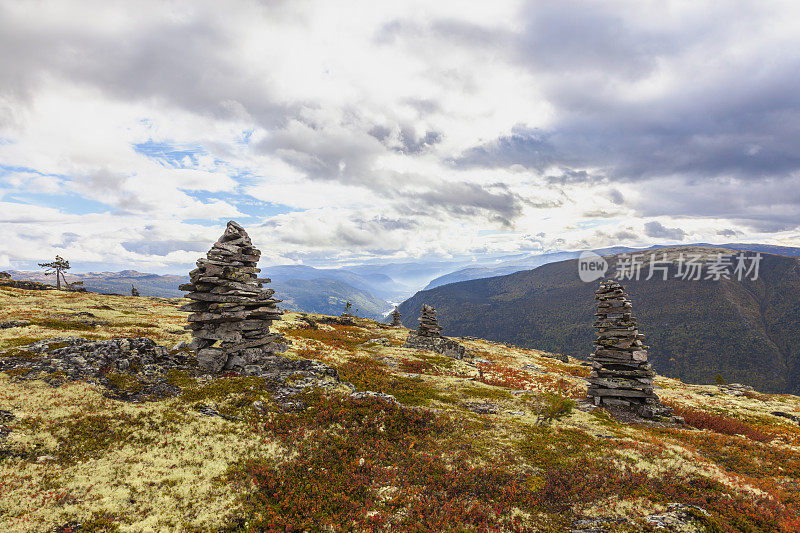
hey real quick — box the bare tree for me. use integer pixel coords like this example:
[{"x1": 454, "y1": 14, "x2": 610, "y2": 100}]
[{"x1": 38, "y1": 255, "x2": 71, "y2": 290}]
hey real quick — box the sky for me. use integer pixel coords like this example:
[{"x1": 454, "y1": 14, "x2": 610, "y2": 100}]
[{"x1": 1, "y1": 0, "x2": 799, "y2": 274}]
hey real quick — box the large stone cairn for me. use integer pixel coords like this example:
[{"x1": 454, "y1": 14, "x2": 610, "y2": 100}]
[
  {"x1": 404, "y1": 304, "x2": 466, "y2": 358},
  {"x1": 417, "y1": 304, "x2": 443, "y2": 336},
  {"x1": 180, "y1": 221, "x2": 287, "y2": 373},
  {"x1": 390, "y1": 306, "x2": 402, "y2": 327},
  {"x1": 588, "y1": 280, "x2": 671, "y2": 418}
]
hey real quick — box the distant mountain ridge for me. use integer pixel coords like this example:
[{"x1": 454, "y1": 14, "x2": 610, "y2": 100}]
[
  {"x1": 423, "y1": 243, "x2": 800, "y2": 290},
  {"x1": 5, "y1": 267, "x2": 394, "y2": 320},
  {"x1": 399, "y1": 246, "x2": 800, "y2": 394}
]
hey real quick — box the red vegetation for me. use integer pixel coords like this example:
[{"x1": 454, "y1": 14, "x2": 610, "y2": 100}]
[{"x1": 669, "y1": 404, "x2": 774, "y2": 442}]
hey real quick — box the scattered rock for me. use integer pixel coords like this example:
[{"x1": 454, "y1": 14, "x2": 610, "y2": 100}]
[
  {"x1": 350, "y1": 391, "x2": 398, "y2": 404},
  {"x1": 541, "y1": 352, "x2": 569, "y2": 363},
  {"x1": 0, "y1": 278, "x2": 55, "y2": 291},
  {"x1": 569, "y1": 517, "x2": 625, "y2": 532},
  {"x1": 1, "y1": 335, "x2": 345, "y2": 410},
  {"x1": 299, "y1": 315, "x2": 318, "y2": 329},
  {"x1": 317, "y1": 316, "x2": 357, "y2": 326},
  {"x1": 645, "y1": 503, "x2": 710, "y2": 530},
  {"x1": 171, "y1": 340, "x2": 190, "y2": 351},
  {"x1": 587, "y1": 279, "x2": 672, "y2": 419},
  {"x1": 464, "y1": 402, "x2": 499, "y2": 415},
  {"x1": 194, "y1": 403, "x2": 241, "y2": 421},
  {"x1": 0, "y1": 271, "x2": 10, "y2": 279},
  {"x1": 719, "y1": 383, "x2": 755, "y2": 396},
  {"x1": 522, "y1": 363, "x2": 543, "y2": 372},
  {"x1": 361, "y1": 338, "x2": 392, "y2": 347},
  {"x1": 771, "y1": 411, "x2": 800, "y2": 424},
  {"x1": 0, "y1": 408, "x2": 13, "y2": 442},
  {"x1": 0, "y1": 337, "x2": 191, "y2": 401},
  {"x1": 180, "y1": 221, "x2": 288, "y2": 373},
  {"x1": 0, "y1": 319, "x2": 31, "y2": 329}
]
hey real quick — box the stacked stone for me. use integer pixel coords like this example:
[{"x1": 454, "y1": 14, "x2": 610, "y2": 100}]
[
  {"x1": 131, "y1": 285, "x2": 140, "y2": 297},
  {"x1": 417, "y1": 304, "x2": 443, "y2": 337},
  {"x1": 404, "y1": 304, "x2": 466, "y2": 358},
  {"x1": 587, "y1": 280, "x2": 670, "y2": 417},
  {"x1": 179, "y1": 221, "x2": 287, "y2": 373},
  {"x1": 390, "y1": 306, "x2": 402, "y2": 327}
]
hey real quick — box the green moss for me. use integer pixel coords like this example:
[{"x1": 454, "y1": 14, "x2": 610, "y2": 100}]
[
  {"x1": 76, "y1": 511, "x2": 121, "y2": 532},
  {"x1": 180, "y1": 376, "x2": 266, "y2": 403},
  {"x1": 55, "y1": 414, "x2": 151, "y2": 465},
  {"x1": 105, "y1": 372, "x2": 144, "y2": 393},
  {"x1": 415, "y1": 351, "x2": 457, "y2": 370},
  {"x1": 5, "y1": 367, "x2": 33, "y2": 377},
  {"x1": 166, "y1": 368, "x2": 196, "y2": 389},
  {"x1": 34, "y1": 319, "x2": 96, "y2": 331},
  {"x1": 0, "y1": 336, "x2": 43, "y2": 349},
  {"x1": 517, "y1": 426, "x2": 597, "y2": 470},
  {"x1": 589, "y1": 407, "x2": 620, "y2": 428},
  {"x1": 116, "y1": 322, "x2": 158, "y2": 329},
  {"x1": 461, "y1": 385, "x2": 514, "y2": 401},
  {"x1": 338, "y1": 356, "x2": 457, "y2": 407}
]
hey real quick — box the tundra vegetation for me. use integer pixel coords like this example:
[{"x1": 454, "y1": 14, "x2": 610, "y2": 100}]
[{"x1": 1, "y1": 285, "x2": 800, "y2": 531}]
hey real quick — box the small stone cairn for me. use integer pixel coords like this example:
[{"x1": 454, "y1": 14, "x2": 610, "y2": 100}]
[
  {"x1": 404, "y1": 304, "x2": 466, "y2": 359},
  {"x1": 417, "y1": 304, "x2": 443, "y2": 336},
  {"x1": 390, "y1": 306, "x2": 402, "y2": 327},
  {"x1": 587, "y1": 280, "x2": 671, "y2": 418},
  {"x1": 179, "y1": 221, "x2": 287, "y2": 373},
  {"x1": 130, "y1": 285, "x2": 140, "y2": 297}
]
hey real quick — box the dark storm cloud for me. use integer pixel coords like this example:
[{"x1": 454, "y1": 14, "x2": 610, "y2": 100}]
[
  {"x1": 396, "y1": 181, "x2": 524, "y2": 227},
  {"x1": 444, "y1": 2, "x2": 800, "y2": 228},
  {"x1": 368, "y1": 124, "x2": 443, "y2": 154},
  {"x1": 644, "y1": 221, "x2": 686, "y2": 241},
  {"x1": 607, "y1": 189, "x2": 624, "y2": 205},
  {"x1": 634, "y1": 176, "x2": 800, "y2": 232},
  {"x1": 455, "y1": 125, "x2": 555, "y2": 169},
  {"x1": 0, "y1": 4, "x2": 290, "y2": 124}
]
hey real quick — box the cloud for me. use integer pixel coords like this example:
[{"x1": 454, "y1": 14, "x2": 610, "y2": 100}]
[
  {"x1": 644, "y1": 221, "x2": 686, "y2": 241},
  {"x1": 455, "y1": 125, "x2": 555, "y2": 170},
  {"x1": 0, "y1": 1, "x2": 799, "y2": 272}
]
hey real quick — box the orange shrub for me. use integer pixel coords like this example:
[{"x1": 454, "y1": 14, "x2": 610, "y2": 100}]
[{"x1": 670, "y1": 404, "x2": 773, "y2": 442}]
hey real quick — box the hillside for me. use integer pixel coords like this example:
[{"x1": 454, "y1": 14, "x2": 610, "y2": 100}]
[
  {"x1": 5, "y1": 269, "x2": 187, "y2": 298},
  {"x1": 399, "y1": 247, "x2": 800, "y2": 395},
  {"x1": 1, "y1": 284, "x2": 800, "y2": 531},
  {"x1": 272, "y1": 277, "x2": 392, "y2": 320}
]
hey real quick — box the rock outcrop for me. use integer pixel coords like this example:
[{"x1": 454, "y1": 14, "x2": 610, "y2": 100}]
[
  {"x1": 179, "y1": 221, "x2": 288, "y2": 373},
  {"x1": 404, "y1": 304, "x2": 466, "y2": 359},
  {"x1": 390, "y1": 306, "x2": 402, "y2": 327},
  {"x1": 0, "y1": 336, "x2": 344, "y2": 408},
  {"x1": 587, "y1": 279, "x2": 672, "y2": 418}
]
